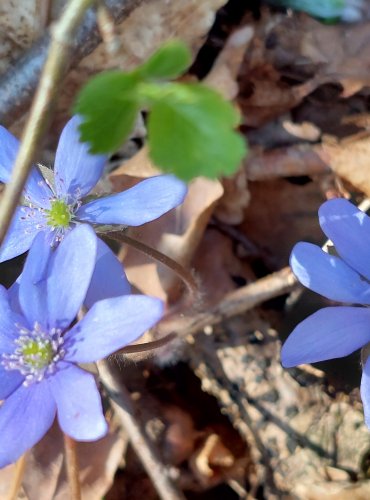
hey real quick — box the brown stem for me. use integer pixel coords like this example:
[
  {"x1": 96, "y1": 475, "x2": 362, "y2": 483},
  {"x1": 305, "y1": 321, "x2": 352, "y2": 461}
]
[
  {"x1": 63, "y1": 434, "x2": 82, "y2": 500},
  {"x1": 6, "y1": 454, "x2": 26, "y2": 500},
  {"x1": 105, "y1": 231, "x2": 199, "y2": 297}
]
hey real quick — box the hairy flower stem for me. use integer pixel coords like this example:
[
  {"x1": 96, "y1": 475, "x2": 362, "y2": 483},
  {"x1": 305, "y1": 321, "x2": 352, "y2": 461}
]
[
  {"x1": 64, "y1": 434, "x2": 82, "y2": 500},
  {"x1": 0, "y1": 0, "x2": 95, "y2": 247},
  {"x1": 7, "y1": 454, "x2": 26, "y2": 500},
  {"x1": 106, "y1": 231, "x2": 199, "y2": 298}
]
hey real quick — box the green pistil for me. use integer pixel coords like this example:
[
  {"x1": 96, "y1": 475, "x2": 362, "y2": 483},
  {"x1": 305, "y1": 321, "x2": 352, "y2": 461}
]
[
  {"x1": 46, "y1": 199, "x2": 72, "y2": 228},
  {"x1": 22, "y1": 340, "x2": 54, "y2": 369}
]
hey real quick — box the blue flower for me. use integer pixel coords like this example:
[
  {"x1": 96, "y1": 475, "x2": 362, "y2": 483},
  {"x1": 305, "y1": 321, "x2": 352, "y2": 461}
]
[
  {"x1": 281, "y1": 198, "x2": 370, "y2": 426},
  {"x1": 0, "y1": 115, "x2": 187, "y2": 262},
  {"x1": 0, "y1": 225, "x2": 163, "y2": 468}
]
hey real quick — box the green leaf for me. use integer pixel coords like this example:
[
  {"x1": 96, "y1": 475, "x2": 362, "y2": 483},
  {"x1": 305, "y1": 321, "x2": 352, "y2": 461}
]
[
  {"x1": 74, "y1": 71, "x2": 140, "y2": 153},
  {"x1": 135, "y1": 40, "x2": 192, "y2": 80},
  {"x1": 147, "y1": 83, "x2": 247, "y2": 180}
]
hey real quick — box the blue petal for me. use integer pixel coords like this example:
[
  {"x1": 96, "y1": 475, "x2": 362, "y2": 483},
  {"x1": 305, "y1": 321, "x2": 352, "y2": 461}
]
[
  {"x1": 19, "y1": 232, "x2": 53, "y2": 329},
  {"x1": 319, "y1": 199, "x2": 370, "y2": 281},
  {"x1": 281, "y1": 307, "x2": 370, "y2": 367},
  {"x1": 64, "y1": 295, "x2": 164, "y2": 363},
  {"x1": 0, "y1": 382, "x2": 56, "y2": 468},
  {"x1": 84, "y1": 238, "x2": 131, "y2": 309},
  {"x1": 76, "y1": 175, "x2": 187, "y2": 225},
  {"x1": 0, "y1": 126, "x2": 19, "y2": 184},
  {"x1": 48, "y1": 362, "x2": 107, "y2": 440},
  {"x1": 0, "y1": 285, "x2": 25, "y2": 354},
  {"x1": 46, "y1": 225, "x2": 97, "y2": 330},
  {"x1": 0, "y1": 365, "x2": 24, "y2": 400},
  {"x1": 53, "y1": 116, "x2": 107, "y2": 198},
  {"x1": 0, "y1": 206, "x2": 47, "y2": 263},
  {"x1": 0, "y1": 126, "x2": 53, "y2": 207},
  {"x1": 290, "y1": 242, "x2": 370, "y2": 304},
  {"x1": 361, "y1": 357, "x2": 370, "y2": 428}
]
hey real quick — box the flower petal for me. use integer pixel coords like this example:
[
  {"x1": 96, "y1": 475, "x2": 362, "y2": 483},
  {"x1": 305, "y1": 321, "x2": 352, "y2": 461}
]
[
  {"x1": 0, "y1": 285, "x2": 24, "y2": 353},
  {"x1": 84, "y1": 238, "x2": 131, "y2": 308},
  {"x1": 0, "y1": 366, "x2": 24, "y2": 400},
  {"x1": 0, "y1": 126, "x2": 53, "y2": 207},
  {"x1": 65, "y1": 295, "x2": 164, "y2": 363},
  {"x1": 281, "y1": 307, "x2": 370, "y2": 367},
  {"x1": 361, "y1": 357, "x2": 370, "y2": 428},
  {"x1": 319, "y1": 199, "x2": 370, "y2": 280},
  {"x1": 290, "y1": 242, "x2": 370, "y2": 304},
  {"x1": 54, "y1": 116, "x2": 107, "y2": 198},
  {"x1": 0, "y1": 126, "x2": 19, "y2": 184},
  {"x1": 76, "y1": 175, "x2": 187, "y2": 225},
  {"x1": 46, "y1": 225, "x2": 97, "y2": 329},
  {"x1": 0, "y1": 207, "x2": 47, "y2": 263},
  {"x1": 0, "y1": 382, "x2": 56, "y2": 468},
  {"x1": 19, "y1": 231, "x2": 53, "y2": 328},
  {"x1": 48, "y1": 362, "x2": 107, "y2": 440}
]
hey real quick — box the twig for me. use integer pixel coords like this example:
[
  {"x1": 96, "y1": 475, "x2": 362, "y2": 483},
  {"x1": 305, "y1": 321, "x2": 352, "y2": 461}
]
[
  {"x1": 97, "y1": 360, "x2": 186, "y2": 500},
  {"x1": 63, "y1": 434, "x2": 82, "y2": 500},
  {"x1": 0, "y1": 0, "x2": 95, "y2": 247},
  {"x1": 6, "y1": 454, "x2": 26, "y2": 500},
  {"x1": 0, "y1": 0, "x2": 150, "y2": 127},
  {"x1": 176, "y1": 266, "x2": 297, "y2": 338},
  {"x1": 106, "y1": 231, "x2": 199, "y2": 297}
]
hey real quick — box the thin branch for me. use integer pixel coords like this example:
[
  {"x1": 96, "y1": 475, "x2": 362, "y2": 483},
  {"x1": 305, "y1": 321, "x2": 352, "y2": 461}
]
[
  {"x1": 176, "y1": 267, "x2": 297, "y2": 338},
  {"x1": 63, "y1": 434, "x2": 82, "y2": 500},
  {"x1": 6, "y1": 454, "x2": 26, "y2": 500},
  {"x1": 0, "y1": 0, "x2": 150, "y2": 127},
  {"x1": 97, "y1": 360, "x2": 186, "y2": 500},
  {"x1": 0, "y1": 0, "x2": 95, "y2": 247}
]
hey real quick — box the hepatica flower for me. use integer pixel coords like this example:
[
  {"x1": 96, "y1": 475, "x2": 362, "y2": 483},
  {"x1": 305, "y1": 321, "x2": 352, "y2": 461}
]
[
  {"x1": 281, "y1": 198, "x2": 370, "y2": 426},
  {"x1": 0, "y1": 115, "x2": 187, "y2": 262},
  {"x1": 0, "y1": 225, "x2": 163, "y2": 468}
]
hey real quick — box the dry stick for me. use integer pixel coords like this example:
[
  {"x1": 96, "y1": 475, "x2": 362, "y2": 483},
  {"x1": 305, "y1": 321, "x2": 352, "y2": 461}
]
[
  {"x1": 176, "y1": 266, "x2": 297, "y2": 338},
  {"x1": 6, "y1": 454, "x2": 27, "y2": 500},
  {"x1": 97, "y1": 360, "x2": 186, "y2": 500},
  {"x1": 0, "y1": 0, "x2": 151, "y2": 127},
  {"x1": 0, "y1": 0, "x2": 95, "y2": 247},
  {"x1": 63, "y1": 434, "x2": 82, "y2": 500}
]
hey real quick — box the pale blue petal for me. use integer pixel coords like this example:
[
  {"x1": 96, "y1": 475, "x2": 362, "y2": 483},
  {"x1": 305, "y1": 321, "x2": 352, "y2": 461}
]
[
  {"x1": 0, "y1": 366, "x2": 24, "y2": 400},
  {"x1": 0, "y1": 382, "x2": 56, "y2": 468},
  {"x1": 290, "y1": 242, "x2": 370, "y2": 304},
  {"x1": 48, "y1": 362, "x2": 107, "y2": 440},
  {"x1": 0, "y1": 207, "x2": 47, "y2": 263},
  {"x1": 0, "y1": 285, "x2": 24, "y2": 353},
  {"x1": 361, "y1": 357, "x2": 370, "y2": 429},
  {"x1": 0, "y1": 126, "x2": 53, "y2": 207},
  {"x1": 76, "y1": 175, "x2": 187, "y2": 225},
  {"x1": 84, "y1": 238, "x2": 131, "y2": 309},
  {"x1": 281, "y1": 307, "x2": 370, "y2": 367},
  {"x1": 319, "y1": 199, "x2": 370, "y2": 281},
  {"x1": 64, "y1": 295, "x2": 164, "y2": 363},
  {"x1": 54, "y1": 116, "x2": 107, "y2": 198},
  {"x1": 46, "y1": 225, "x2": 97, "y2": 329},
  {"x1": 19, "y1": 232, "x2": 53, "y2": 328}
]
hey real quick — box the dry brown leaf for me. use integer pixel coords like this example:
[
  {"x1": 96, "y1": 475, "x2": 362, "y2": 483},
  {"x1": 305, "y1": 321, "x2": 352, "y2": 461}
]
[
  {"x1": 0, "y1": 421, "x2": 127, "y2": 500},
  {"x1": 317, "y1": 135, "x2": 370, "y2": 198}
]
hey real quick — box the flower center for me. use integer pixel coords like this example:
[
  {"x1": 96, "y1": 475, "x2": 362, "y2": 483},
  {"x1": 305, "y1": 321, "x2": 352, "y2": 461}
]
[
  {"x1": 1, "y1": 323, "x2": 65, "y2": 385},
  {"x1": 46, "y1": 199, "x2": 72, "y2": 228}
]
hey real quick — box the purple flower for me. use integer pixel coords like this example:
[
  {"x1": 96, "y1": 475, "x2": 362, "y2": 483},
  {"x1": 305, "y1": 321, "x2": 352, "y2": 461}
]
[
  {"x1": 0, "y1": 115, "x2": 187, "y2": 262},
  {"x1": 281, "y1": 198, "x2": 370, "y2": 426},
  {"x1": 0, "y1": 225, "x2": 163, "y2": 468}
]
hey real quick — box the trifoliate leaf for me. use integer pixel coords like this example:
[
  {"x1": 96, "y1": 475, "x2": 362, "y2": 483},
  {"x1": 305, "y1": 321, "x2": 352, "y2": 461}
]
[
  {"x1": 135, "y1": 40, "x2": 192, "y2": 80},
  {"x1": 74, "y1": 71, "x2": 140, "y2": 153},
  {"x1": 147, "y1": 83, "x2": 247, "y2": 180}
]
